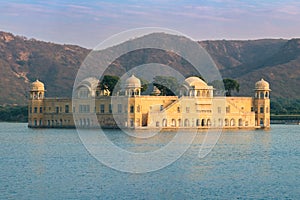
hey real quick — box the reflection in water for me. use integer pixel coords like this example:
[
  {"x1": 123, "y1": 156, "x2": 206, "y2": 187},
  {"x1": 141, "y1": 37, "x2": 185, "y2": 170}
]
[
  {"x1": 1, "y1": 123, "x2": 299, "y2": 199},
  {"x1": 31, "y1": 129, "x2": 46, "y2": 175}
]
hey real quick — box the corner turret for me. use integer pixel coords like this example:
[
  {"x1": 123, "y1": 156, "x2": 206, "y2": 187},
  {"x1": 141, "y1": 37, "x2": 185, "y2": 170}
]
[
  {"x1": 254, "y1": 78, "x2": 271, "y2": 128},
  {"x1": 28, "y1": 79, "x2": 45, "y2": 127}
]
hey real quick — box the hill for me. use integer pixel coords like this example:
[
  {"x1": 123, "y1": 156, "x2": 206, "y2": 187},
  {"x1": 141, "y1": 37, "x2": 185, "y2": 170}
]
[
  {"x1": 0, "y1": 31, "x2": 299, "y2": 105},
  {"x1": 0, "y1": 31, "x2": 89, "y2": 105},
  {"x1": 200, "y1": 39, "x2": 300, "y2": 98}
]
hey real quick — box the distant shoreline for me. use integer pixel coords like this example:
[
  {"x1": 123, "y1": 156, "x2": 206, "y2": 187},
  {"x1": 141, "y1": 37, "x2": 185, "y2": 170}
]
[{"x1": 271, "y1": 115, "x2": 300, "y2": 124}]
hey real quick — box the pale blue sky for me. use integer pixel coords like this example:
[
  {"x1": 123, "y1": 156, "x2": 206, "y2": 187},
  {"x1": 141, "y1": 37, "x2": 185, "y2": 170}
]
[{"x1": 0, "y1": 0, "x2": 299, "y2": 48}]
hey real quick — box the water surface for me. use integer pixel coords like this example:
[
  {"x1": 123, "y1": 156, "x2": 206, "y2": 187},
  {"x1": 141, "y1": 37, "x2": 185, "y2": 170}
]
[{"x1": 1, "y1": 123, "x2": 299, "y2": 199}]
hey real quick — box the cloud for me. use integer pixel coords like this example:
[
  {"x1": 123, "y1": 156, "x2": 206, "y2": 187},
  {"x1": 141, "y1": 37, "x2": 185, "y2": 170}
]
[
  {"x1": 1, "y1": 0, "x2": 300, "y2": 48},
  {"x1": 275, "y1": 5, "x2": 300, "y2": 15},
  {"x1": 4, "y1": 2, "x2": 51, "y2": 13}
]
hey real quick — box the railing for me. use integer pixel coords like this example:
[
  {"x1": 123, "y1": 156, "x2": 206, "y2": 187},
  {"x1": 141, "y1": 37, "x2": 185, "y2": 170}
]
[{"x1": 162, "y1": 96, "x2": 184, "y2": 112}]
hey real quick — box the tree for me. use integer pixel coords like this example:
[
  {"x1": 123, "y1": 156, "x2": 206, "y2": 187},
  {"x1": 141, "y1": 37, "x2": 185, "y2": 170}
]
[
  {"x1": 0, "y1": 105, "x2": 28, "y2": 122},
  {"x1": 223, "y1": 78, "x2": 239, "y2": 96},
  {"x1": 99, "y1": 75, "x2": 120, "y2": 94},
  {"x1": 210, "y1": 80, "x2": 225, "y2": 96},
  {"x1": 140, "y1": 78, "x2": 149, "y2": 93},
  {"x1": 153, "y1": 76, "x2": 180, "y2": 96}
]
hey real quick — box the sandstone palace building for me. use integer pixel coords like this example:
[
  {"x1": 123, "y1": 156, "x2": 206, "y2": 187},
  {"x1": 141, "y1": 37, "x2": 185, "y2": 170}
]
[{"x1": 28, "y1": 76, "x2": 271, "y2": 129}]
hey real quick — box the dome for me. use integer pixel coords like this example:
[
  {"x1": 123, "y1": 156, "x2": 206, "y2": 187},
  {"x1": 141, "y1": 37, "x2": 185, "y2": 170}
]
[
  {"x1": 75, "y1": 77, "x2": 99, "y2": 98},
  {"x1": 124, "y1": 75, "x2": 141, "y2": 88},
  {"x1": 255, "y1": 78, "x2": 270, "y2": 90},
  {"x1": 184, "y1": 76, "x2": 209, "y2": 89},
  {"x1": 31, "y1": 79, "x2": 45, "y2": 91},
  {"x1": 77, "y1": 77, "x2": 99, "y2": 90}
]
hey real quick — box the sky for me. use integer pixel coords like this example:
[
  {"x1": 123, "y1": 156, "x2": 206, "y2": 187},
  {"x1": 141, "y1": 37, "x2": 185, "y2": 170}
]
[{"x1": 0, "y1": 0, "x2": 300, "y2": 48}]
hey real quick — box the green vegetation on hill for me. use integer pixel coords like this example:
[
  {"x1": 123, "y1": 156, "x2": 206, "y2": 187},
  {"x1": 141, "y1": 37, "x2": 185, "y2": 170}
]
[
  {"x1": 0, "y1": 105, "x2": 28, "y2": 122},
  {"x1": 153, "y1": 76, "x2": 181, "y2": 96},
  {"x1": 271, "y1": 98, "x2": 300, "y2": 115}
]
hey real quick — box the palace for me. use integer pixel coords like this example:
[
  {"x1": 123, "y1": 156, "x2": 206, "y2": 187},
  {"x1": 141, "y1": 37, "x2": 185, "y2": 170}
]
[{"x1": 28, "y1": 76, "x2": 271, "y2": 129}]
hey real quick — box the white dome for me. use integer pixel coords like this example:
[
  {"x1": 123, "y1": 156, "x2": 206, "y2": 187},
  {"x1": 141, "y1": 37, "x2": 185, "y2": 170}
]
[
  {"x1": 184, "y1": 76, "x2": 209, "y2": 89},
  {"x1": 77, "y1": 77, "x2": 99, "y2": 90},
  {"x1": 255, "y1": 78, "x2": 270, "y2": 90},
  {"x1": 31, "y1": 80, "x2": 45, "y2": 91},
  {"x1": 124, "y1": 75, "x2": 141, "y2": 88}
]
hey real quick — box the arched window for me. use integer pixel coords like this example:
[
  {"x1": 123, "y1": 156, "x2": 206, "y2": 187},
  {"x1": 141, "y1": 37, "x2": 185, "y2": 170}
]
[
  {"x1": 196, "y1": 119, "x2": 201, "y2": 126},
  {"x1": 78, "y1": 87, "x2": 89, "y2": 98},
  {"x1": 260, "y1": 92, "x2": 264, "y2": 99},
  {"x1": 265, "y1": 92, "x2": 269, "y2": 98},
  {"x1": 207, "y1": 91, "x2": 210, "y2": 97},
  {"x1": 130, "y1": 105, "x2": 134, "y2": 113}
]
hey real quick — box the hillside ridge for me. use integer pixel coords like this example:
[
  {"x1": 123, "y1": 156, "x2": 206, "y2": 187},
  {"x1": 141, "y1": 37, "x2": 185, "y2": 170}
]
[{"x1": 0, "y1": 31, "x2": 299, "y2": 105}]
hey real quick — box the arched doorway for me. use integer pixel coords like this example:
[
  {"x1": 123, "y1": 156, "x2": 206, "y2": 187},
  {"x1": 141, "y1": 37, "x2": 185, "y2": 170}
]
[
  {"x1": 196, "y1": 119, "x2": 201, "y2": 126},
  {"x1": 201, "y1": 119, "x2": 205, "y2": 126},
  {"x1": 238, "y1": 118, "x2": 243, "y2": 126},
  {"x1": 184, "y1": 119, "x2": 190, "y2": 127},
  {"x1": 218, "y1": 118, "x2": 223, "y2": 127},
  {"x1": 207, "y1": 119, "x2": 211, "y2": 126},
  {"x1": 162, "y1": 119, "x2": 167, "y2": 127},
  {"x1": 171, "y1": 119, "x2": 176, "y2": 127},
  {"x1": 225, "y1": 119, "x2": 228, "y2": 126},
  {"x1": 178, "y1": 119, "x2": 181, "y2": 127},
  {"x1": 260, "y1": 119, "x2": 264, "y2": 126},
  {"x1": 230, "y1": 118, "x2": 235, "y2": 126}
]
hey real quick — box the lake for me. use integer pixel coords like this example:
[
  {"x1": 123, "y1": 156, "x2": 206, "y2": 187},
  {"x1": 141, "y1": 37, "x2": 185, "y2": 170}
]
[{"x1": 1, "y1": 123, "x2": 299, "y2": 199}]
